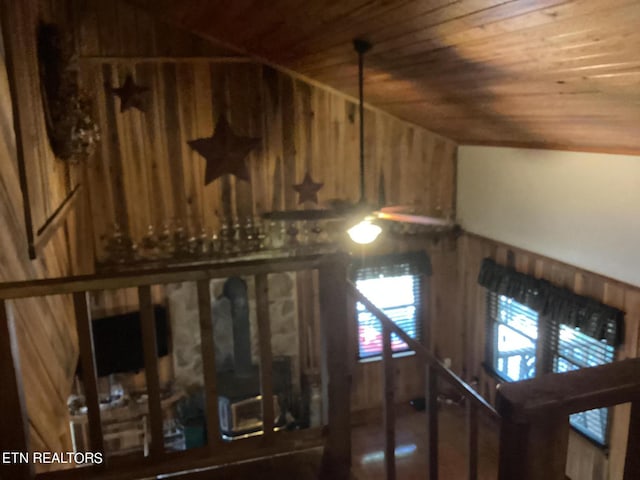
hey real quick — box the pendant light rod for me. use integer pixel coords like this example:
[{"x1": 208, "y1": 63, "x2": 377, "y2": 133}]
[{"x1": 354, "y1": 38, "x2": 372, "y2": 205}]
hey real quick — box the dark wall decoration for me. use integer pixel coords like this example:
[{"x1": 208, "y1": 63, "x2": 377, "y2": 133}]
[
  {"x1": 188, "y1": 115, "x2": 261, "y2": 186},
  {"x1": 106, "y1": 74, "x2": 149, "y2": 113},
  {"x1": 37, "y1": 22, "x2": 100, "y2": 161},
  {"x1": 293, "y1": 172, "x2": 323, "y2": 205}
]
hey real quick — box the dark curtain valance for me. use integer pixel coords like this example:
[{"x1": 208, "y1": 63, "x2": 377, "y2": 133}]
[
  {"x1": 350, "y1": 251, "x2": 432, "y2": 280},
  {"x1": 478, "y1": 258, "x2": 624, "y2": 347}
]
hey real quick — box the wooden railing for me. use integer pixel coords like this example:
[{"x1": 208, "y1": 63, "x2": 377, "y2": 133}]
[
  {"x1": 350, "y1": 280, "x2": 640, "y2": 480},
  {"x1": 347, "y1": 282, "x2": 500, "y2": 480},
  {"x1": 496, "y1": 357, "x2": 640, "y2": 480},
  {"x1": 0, "y1": 253, "x2": 352, "y2": 480}
]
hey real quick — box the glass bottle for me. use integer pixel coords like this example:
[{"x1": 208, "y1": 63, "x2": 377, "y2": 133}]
[
  {"x1": 219, "y1": 220, "x2": 233, "y2": 257},
  {"x1": 140, "y1": 224, "x2": 160, "y2": 260},
  {"x1": 211, "y1": 232, "x2": 221, "y2": 258},
  {"x1": 173, "y1": 220, "x2": 190, "y2": 258},
  {"x1": 104, "y1": 223, "x2": 136, "y2": 264},
  {"x1": 158, "y1": 221, "x2": 174, "y2": 259},
  {"x1": 242, "y1": 217, "x2": 255, "y2": 253},
  {"x1": 194, "y1": 227, "x2": 210, "y2": 258},
  {"x1": 286, "y1": 220, "x2": 299, "y2": 249},
  {"x1": 230, "y1": 217, "x2": 241, "y2": 255}
]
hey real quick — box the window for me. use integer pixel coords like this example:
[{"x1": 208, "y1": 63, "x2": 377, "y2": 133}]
[
  {"x1": 487, "y1": 291, "x2": 615, "y2": 446},
  {"x1": 490, "y1": 295, "x2": 538, "y2": 382},
  {"x1": 552, "y1": 325, "x2": 615, "y2": 445},
  {"x1": 353, "y1": 255, "x2": 425, "y2": 360}
]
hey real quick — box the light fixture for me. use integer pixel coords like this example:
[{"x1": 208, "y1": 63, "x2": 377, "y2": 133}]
[
  {"x1": 347, "y1": 217, "x2": 382, "y2": 244},
  {"x1": 346, "y1": 38, "x2": 383, "y2": 245}
]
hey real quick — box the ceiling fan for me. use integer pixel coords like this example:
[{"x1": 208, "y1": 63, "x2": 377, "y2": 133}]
[
  {"x1": 263, "y1": 39, "x2": 456, "y2": 243},
  {"x1": 340, "y1": 38, "x2": 455, "y2": 243}
]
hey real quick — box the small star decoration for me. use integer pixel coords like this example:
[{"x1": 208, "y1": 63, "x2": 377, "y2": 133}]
[
  {"x1": 188, "y1": 116, "x2": 261, "y2": 186},
  {"x1": 107, "y1": 74, "x2": 149, "y2": 113},
  {"x1": 293, "y1": 172, "x2": 324, "y2": 205}
]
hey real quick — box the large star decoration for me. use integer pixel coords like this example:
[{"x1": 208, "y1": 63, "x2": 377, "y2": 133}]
[
  {"x1": 293, "y1": 172, "x2": 324, "y2": 205},
  {"x1": 188, "y1": 116, "x2": 261, "y2": 186},
  {"x1": 107, "y1": 74, "x2": 149, "y2": 113}
]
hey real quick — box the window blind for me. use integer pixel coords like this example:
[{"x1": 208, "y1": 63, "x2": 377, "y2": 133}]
[
  {"x1": 486, "y1": 288, "x2": 616, "y2": 447},
  {"x1": 487, "y1": 292, "x2": 538, "y2": 382},
  {"x1": 353, "y1": 255, "x2": 424, "y2": 359},
  {"x1": 547, "y1": 322, "x2": 615, "y2": 445}
]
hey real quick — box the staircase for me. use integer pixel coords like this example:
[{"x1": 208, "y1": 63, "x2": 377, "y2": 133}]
[{"x1": 348, "y1": 281, "x2": 640, "y2": 480}]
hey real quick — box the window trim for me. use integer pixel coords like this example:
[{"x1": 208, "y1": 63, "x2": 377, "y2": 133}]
[{"x1": 485, "y1": 291, "x2": 615, "y2": 449}]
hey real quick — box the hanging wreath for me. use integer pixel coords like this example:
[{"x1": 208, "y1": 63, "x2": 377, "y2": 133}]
[{"x1": 37, "y1": 22, "x2": 100, "y2": 161}]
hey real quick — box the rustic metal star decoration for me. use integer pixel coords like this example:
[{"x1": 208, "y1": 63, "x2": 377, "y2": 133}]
[
  {"x1": 293, "y1": 172, "x2": 324, "y2": 205},
  {"x1": 107, "y1": 74, "x2": 149, "y2": 113},
  {"x1": 188, "y1": 116, "x2": 261, "y2": 186}
]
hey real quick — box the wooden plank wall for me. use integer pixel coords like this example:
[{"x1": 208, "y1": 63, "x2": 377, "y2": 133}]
[
  {"x1": 457, "y1": 233, "x2": 640, "y2": 480},
  {"x1": 45, "y1": 0, "x2": 458, "y2": 416},
  {"x1": 295, "y1": 235, "x2": 460, "y2": 416},
  {"x1": 0, "y1": 7, "x2": 85, "y2": 470},
  {"x1": 51, "y1": 0, "x2": 457, "y2": 258},
  {"x1": 0, "y1": 0, "x2": 82, "y2": 258}
]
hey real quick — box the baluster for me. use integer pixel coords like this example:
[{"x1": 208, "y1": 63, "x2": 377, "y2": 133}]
[
  {"x1": 382, "y1": 323, "x2": 396, "y2": 480},
  {"x1": 425, "y1": 365, "x2": 438, "y2": 480},
  {"x1": 623, "y1": 400, "x2": 640, "y2": 478},
  {"x1": 497, "y1": 412, "x2": 569, "y2": 480},
  {"x1": 319, "y1": 257, "x2": 351, "y2": 479},
  {"x1": 196, "y1": 279, "x2": 222, "y2": 449},
  {"x1": 73, "y1": 292, "x2": 105, "y2": 456},
  {"x1": 0, "y1": 300, "x2": 33, "y2": 480},
  {"x1": 467, "y1": 402, "x2": 478, "y2": 480},
  {"x1": 138, "y1": 286, "x2": 164, "y2": 458},
  {"x1": 255, "y1": 273, "x2": 275, "y2": 438}
]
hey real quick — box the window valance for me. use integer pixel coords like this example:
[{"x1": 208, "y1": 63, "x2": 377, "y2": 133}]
[
  {"x1": 350, "y1": 251, "x2": 432, "y2": 280},
  {"x1": 478, "y1": 258, "x2": 624, "y2": 347}
]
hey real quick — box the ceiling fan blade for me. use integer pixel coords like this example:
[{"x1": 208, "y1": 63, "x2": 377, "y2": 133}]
[
  {"x1": 373, "y1": 211, "x2": 454, "y2": 226},
  {"x1": 378, "y1": 205, "x2": 416, "y2": 213}
]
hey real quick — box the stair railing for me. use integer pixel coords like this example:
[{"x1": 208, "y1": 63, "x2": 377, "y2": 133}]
[
  {"x1": 349, "y1": 281, "x2": 640, "y2": 480},
  {"x1": 347, "y1": 281, "x2": 500, "y2": 480}
]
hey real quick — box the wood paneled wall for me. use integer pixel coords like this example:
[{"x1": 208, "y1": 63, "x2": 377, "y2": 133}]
[
  {"x1": 457, "y1": 233, "x2": 640, "y2": 480},
  {"x1": 52, "y1": 0, "x2": 457, "y2": 257},
  {"x1": 309, "y1": 235, "x2": 460, "y2": 415},
  {"x1": 1, "y1": 0, "x2": 75, "y2": 245},
  {"x1": 0, "y1": 7, "x2": 82, "y2": 470},
  {"x1": 47, "y1": 0, "x2": 458, "y2": 417}
]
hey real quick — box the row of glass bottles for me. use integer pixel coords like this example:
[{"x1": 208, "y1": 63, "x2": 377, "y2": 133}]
[{"x1": 101, "y1": 218, "x2": 338, "y2": 265}]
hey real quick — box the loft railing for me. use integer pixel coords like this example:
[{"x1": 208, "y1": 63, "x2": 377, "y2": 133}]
[
  {"x1": 347, "y1": 281, "x2": 500, "y2": 480},
  {"x1": 349, "y1": 281, "x2": 640, "y2": 480},
  {"x1": 496, "y1": 356, "x2": 640, "y2": 480},
  {"x1": 0, "y1": 253, "x2": 352, "y2": 480}
]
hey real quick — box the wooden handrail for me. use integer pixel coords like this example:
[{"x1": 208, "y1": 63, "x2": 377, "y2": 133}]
[
  {"x1": 0, "y1": 253, "x2": 334, "y2": 300},
  {"x1": 347, "y1": 280, "x2": 498, "y2": 480},
  {"x1": 347, "y1": 281, "x2": 499, "y2": 420},
  {"x1": 496, "y1": 355, "x2": 640, "y2": 480},
  {"x1": 496, "y1": 356, "x2": 640, "y2": 419},
  {"x1": 0, "y1": 253, "x2": 350, "y2": 480}
]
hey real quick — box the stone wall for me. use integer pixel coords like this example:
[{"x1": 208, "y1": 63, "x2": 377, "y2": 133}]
[{"x1": 166, "y1": 273, "x2": 300, "y2": 393}]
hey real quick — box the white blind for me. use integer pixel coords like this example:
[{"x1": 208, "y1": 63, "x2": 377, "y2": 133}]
[
  {"x1": 488, "y1": 292, "x2": 539, "y2": 382},
  {"x1": 551, "y1": 324, "x2": 615, "y2": 445},
  {"x1": 355, "y1": 272, "x2": 422, "y2": 359},
  {"x1": 487, "y1": 291, "x2": 615, "y2": 446}
]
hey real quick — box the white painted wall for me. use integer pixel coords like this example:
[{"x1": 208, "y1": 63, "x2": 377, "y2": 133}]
[{"x1": 457, "y1": 146, "x2": 640, "y2": 287}]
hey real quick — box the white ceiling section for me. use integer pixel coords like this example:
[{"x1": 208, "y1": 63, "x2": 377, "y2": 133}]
[{"x1": 457, "y1": 146, "x2": 640, "y2": 287}]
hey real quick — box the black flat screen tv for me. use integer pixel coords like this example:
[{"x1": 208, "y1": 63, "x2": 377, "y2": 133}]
[{"x1": 82, "y1": 305, "x2": 169, "y2": 377}]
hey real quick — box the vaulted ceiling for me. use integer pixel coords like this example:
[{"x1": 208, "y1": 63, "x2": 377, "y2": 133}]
[{"x1": 133, "y1": 0, "x2": 640, "y2": 153}]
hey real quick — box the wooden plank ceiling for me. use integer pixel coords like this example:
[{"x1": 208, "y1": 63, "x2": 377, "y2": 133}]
[{"x1": 130, "y1": 0, "x2": 640, "y2": 153}]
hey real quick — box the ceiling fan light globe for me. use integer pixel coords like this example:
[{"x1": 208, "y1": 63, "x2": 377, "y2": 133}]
[{"x1": 347, "y1": 220, "x2": 382, "y2": 244}]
